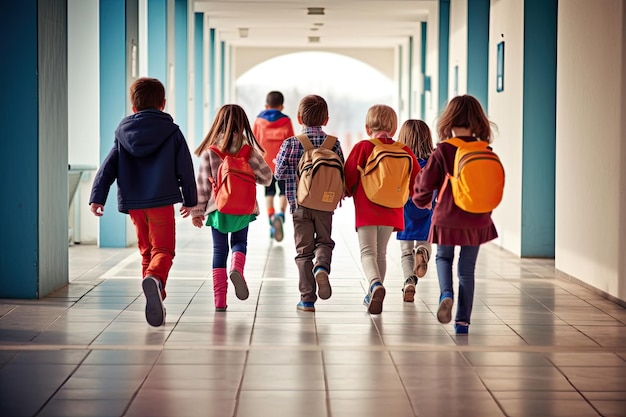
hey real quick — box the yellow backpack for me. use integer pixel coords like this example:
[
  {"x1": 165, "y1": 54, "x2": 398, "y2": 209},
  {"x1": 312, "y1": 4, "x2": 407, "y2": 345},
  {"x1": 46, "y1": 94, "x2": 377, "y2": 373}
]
[
  {"x1": 441, "y1": 138, "x2": 505, "y2": 213},
  {"x1": 357, "y1": 139, "x2": 413, "y2": 208}
]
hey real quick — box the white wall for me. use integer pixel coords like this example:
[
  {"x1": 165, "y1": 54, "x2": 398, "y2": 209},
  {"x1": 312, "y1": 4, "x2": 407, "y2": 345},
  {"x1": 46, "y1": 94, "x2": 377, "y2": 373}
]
[
  {"x1": 488, "y1": 0, "x2": 524, "y2": 255},
  {"x1": 449, "y1": 0, "x2": 467, "y2": 97},
  {"x1": 424, "y1": 2, "x2": 440, "y2": 127},
  {"x1": 68, "y1": 0, "x2": 100, "y2": 244},
  {"x1": 556, "y1": 0, "x2": 626, "y2": 300}
]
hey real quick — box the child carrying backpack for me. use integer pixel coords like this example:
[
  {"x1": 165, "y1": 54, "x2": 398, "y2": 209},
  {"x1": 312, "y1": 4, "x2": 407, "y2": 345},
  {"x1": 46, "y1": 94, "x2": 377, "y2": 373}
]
[
  {"x1": 191, "y1": 104, "x2": 273, "y2": 312},
  {"x1": 413, "y1": 94, "x2": 502, "y2": 334},
  {"x1": 344, "y1": 104, "x2": 419, "y2": 315},
  {"x1": 275, "y1": 95, "x2": 345, "y2": 312}
]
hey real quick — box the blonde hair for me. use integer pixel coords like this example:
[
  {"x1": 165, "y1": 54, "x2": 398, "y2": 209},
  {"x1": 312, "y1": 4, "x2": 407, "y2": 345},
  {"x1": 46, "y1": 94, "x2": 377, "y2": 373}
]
[
  {"x1": 437, "y1": 95, "x2": 495, "y2": 143},
  {"x1": 398, "y1": 119, "x2": 434, "y2": 160},
  {"x1": 365, "y1": 105, "x2": 397, "y2": 135},
  {"x1": 195, "y1": 104, "x2": 264, "y2": 156}
]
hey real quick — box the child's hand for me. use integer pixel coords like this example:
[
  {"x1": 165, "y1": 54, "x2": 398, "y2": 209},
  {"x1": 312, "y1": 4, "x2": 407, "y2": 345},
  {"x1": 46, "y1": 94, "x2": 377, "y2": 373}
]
[
  {"x1": 179, "y1": 206, "x2": 192, "y2": 218},
  {"x1": 192, "y1": 216, "x2": 204, "y2": 228},
  {"x1": 90, "y1": 203, "x2": 104, "y2": 217}
]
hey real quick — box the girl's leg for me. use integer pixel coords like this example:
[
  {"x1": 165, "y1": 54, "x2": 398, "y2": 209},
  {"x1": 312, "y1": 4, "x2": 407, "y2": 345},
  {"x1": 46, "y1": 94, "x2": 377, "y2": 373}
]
[
  {"x1": 229, "y1": 226, "x2": 250, "y2": 300},
  {"x1": 357, "y1": 226, "x2": 380, "y2": 283},
  {"x1": 435, "y1": 245, "x2": 455, "y2": 323},
  {"x1": 456, "y1": 245, "x2": 480, "y2": 324},
  {"x1": 399, "y1": 240, "x2": 416, "y2": 280},
  {"x1": 375, "y1": 226, "x2": 394, "y2": 283},
  {"x1": 211, "y1": 228, "x2": 230, "y2": 310}
]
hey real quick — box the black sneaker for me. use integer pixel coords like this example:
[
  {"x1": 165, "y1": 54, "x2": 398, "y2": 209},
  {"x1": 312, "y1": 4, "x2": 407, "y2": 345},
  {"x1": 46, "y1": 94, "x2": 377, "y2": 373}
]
[{"x1": 142, "y1": 276, "x2": 165, "y2": 327}]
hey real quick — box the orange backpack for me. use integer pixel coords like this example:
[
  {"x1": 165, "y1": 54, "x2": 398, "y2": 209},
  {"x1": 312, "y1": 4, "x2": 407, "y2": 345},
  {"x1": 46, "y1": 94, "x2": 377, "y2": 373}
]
[
  {"x1": 209, "y1": 145, "x2": 257, "y2": 215},
  {"x1": 357, "y1": 139, "x2": 413, "y2": 208},
  {"x1": 441, "y1": 138, "x2": 505, "y2": 213}
]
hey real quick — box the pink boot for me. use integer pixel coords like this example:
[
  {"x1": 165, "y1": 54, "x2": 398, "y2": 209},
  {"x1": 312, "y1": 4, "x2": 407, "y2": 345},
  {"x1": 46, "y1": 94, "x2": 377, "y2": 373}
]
[
  {"x1": 213, "y1": 268, "x2": 228, "y2": 312},
  {"x1": 230, "y1": 252, "x2": 249, "y2": 300}
]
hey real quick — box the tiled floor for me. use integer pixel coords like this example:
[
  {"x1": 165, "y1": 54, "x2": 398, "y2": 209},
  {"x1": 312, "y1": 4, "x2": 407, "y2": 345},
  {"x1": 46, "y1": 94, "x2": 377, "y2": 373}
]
[{"x1": 1, "y1": 200, "x2": 625, "y2": 417}]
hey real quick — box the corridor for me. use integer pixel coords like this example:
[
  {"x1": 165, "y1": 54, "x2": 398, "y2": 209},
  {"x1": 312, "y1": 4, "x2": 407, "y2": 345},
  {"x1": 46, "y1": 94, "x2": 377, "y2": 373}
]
[{"x1": 1, "y1": 199, "x2": 625, "y2": 417}]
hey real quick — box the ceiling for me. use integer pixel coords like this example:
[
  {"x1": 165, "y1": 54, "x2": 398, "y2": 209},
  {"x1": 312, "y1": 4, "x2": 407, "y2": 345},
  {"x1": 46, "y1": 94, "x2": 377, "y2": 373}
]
[{"x1": 193, "y1": 0, "x2": 436, "y2": 49}]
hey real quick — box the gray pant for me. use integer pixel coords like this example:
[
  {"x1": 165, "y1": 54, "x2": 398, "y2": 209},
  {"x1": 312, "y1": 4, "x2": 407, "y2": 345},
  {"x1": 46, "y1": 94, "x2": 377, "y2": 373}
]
[
  {"x1": 292, "y1": 206, "x2": 335, "y2": 303},
  {"x1": 357, "y1": 225, "x2": 394, "y2": 286},
  {"x1": 399, "y1": 240, "x2": 432, "y2": 279}
]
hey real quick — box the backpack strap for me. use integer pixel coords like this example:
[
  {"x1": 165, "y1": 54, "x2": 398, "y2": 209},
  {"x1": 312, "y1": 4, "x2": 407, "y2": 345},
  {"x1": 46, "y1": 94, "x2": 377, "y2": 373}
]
[
  {"x1": 296, "y1": 134, "x2": 314, "y2": 151},
  {"x1": 321, "y1": 135, "x2": 337, "y2": 150},
  {"x1": 209, "y1": 145, "x2": 226, "y2": 160},
  {"x1": 368, "y1": 138, "x2": 382, "y2": 147},
  {"x1": 237, "y1": 144, "x2": 252, "y2": 159}
]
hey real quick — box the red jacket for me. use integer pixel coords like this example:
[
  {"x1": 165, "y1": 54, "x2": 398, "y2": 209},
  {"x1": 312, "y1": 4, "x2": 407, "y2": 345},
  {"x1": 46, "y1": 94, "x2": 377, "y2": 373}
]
[{"x1": 344, "y1": 137, "x2": 419, "y2": 231}]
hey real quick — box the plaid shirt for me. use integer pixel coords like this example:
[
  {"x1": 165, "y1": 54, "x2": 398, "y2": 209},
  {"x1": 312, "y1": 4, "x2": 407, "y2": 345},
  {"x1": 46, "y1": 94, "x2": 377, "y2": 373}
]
[{"x1": 274, "y1": 126, "x2": 345, "y2": 213}]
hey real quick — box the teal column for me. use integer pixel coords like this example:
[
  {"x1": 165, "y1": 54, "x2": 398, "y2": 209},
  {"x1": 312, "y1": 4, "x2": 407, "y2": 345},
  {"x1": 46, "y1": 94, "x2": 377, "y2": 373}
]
[
  {"x1": 0, "y1": 0, "x2": 68, "y2": 298},
  {"x1": 408, "y1": 35, "x2": 413, "y2": 117},
  {"x1": 420, "y1": 22, "x2": 428, "y2": 120},
  {"x1": 438, "y1": 0, "x2": 450, "y2": 111},
  {"x1": 209, "y1": 28, "x2": 216, "y2": 121},
  {"x1": 148, "y1": 0, "x2": 167, "y2": 84},
  {"x1": 467, "y1": 0, "x2": 490, "y2": 111},
  {"x1": 521, "y1": 0, "x2": 557, "y2": 257},
  {"x1": 220, "y1": 41, "x2": 226, "y2": 105},
  {"x1": 175, "y1": 0, "x2": 188, "y2": 137},
  {"x1": 194, "y1": 12, "x2": 204, "y2": 145}
]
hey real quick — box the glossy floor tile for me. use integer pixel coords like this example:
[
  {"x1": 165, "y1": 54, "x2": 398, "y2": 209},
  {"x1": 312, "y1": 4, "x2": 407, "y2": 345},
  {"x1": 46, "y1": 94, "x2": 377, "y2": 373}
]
[{"x1": 1, "y1": 200, "x2": 625, "y2": 417}]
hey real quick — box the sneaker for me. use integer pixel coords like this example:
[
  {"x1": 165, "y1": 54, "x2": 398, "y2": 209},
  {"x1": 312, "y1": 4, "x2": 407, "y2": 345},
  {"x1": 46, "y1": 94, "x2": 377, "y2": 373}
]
[
  {"x1": 314, "y1": 267, "x2": 332, "y2": 300},
  {"x1": 272, "y1": 213, "x2": 284, "y2": 242},
  {"x1": 297, "y1": 301, "x2": 315, "y2": 312},
  {"x1": 142, "y1": 276, "x2": 165, "y2": 327},
  {"x1": 402, "y1": 276, "x2": 418, "y2": 302},
  {"x1": 365, "y1": 281, "x2": 386, "y2": 315},
  {"x1": 437, "y1": 294, "x2": 454, "y2": 324},
  {"x1": 454, "y1": 321, "x2": 469, "y2": 334},
  {"x1": 413, "y1": 246, "x2": 429, "y2": 278},
  {"x1": 269, "y1": 217, "x2": 275, "y2": 239}
]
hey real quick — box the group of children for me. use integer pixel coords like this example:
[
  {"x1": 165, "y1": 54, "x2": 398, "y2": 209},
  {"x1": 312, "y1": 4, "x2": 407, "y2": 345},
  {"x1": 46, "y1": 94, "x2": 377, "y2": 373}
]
[{"x1": 89, "y1": 77, "x2": 498, "y2": 335}]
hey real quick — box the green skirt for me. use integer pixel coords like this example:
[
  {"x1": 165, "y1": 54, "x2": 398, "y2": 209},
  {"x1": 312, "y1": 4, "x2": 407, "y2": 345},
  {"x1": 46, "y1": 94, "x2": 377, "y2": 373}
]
[{"x1": 207, "y1": 210, "x2": 256, "y2": 234}]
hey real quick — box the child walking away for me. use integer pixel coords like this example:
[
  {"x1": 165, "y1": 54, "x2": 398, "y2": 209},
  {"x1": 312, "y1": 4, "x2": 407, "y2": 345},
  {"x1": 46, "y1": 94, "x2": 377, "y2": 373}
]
[
  {"x1": 253, "y1": 91, "x2": 296, "y2": 242},
  {"x1": 275, "y1": 95, "x2": 345, "y2": 312},
  {"x1": 191, "y1": 104, "x2": 273, "y2": 312},
  {"x1": 413, "y1": 95, "x2": 502, "y2": 334},
  {"x1": 89, "y1": 77, "x2": 198, "y2": 327},
  {"x1": 396, "y1": 120, "x2": 435, "y2": 302},
  {"x1": 344, "y1": 105, "x2": 419, "y2": 314}
]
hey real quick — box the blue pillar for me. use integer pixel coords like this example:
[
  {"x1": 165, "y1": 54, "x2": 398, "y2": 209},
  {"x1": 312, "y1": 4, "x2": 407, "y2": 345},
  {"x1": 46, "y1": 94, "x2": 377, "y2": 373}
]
[
  {"x1": 521, "y1": 0, "x2": 557, "y2": 257},
  {"x1": 438, "y1": 0, "x2": 450, "y2": 111},
  {"x1": 194, "y1": 12, "x2": 204, "y2": 145},
  {"x1": 209, "y1": 28, "x2": 216, "y2": 121},
  {"x1": 174, "y1": 0, "x2": 188, "y2": 137},
  {"x1": 220, "y1": 40, "x2": 226, "y2": 105},
  {"x1": 148, "y1": 0, "x2": 167, "y2": 84},
  {"x1": 467, "y1": 0, "x2": 490, "y2": 111},
  {"x1": 99, "y1": 0, "x2": 128, "y2": 248},
  {"x1": 0, "y1": 0, "x2": 68, "y2": 298},
  {"x1": 420, "y1": 22, "x2": 428, "y2": 120}
]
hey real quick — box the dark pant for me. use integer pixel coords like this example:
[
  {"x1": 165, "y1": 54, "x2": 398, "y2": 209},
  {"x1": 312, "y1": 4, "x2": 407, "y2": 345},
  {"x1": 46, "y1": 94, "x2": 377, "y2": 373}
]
[
  {"x1": 436, "y1": 245, "x2": 480, "y2": 324},
  {"x1": 292, "y1": 206, "x2": 335, "y2": 303},
  {"x1": 264, "y1": 176, "x2": 286, "y2": 197},
  {"x1": 211, "y1": 226, "x2": 248, "y2": 268}
]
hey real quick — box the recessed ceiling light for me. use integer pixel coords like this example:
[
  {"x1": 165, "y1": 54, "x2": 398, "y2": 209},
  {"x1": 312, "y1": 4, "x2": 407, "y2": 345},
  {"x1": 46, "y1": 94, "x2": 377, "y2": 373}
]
[
  {"x1": 308, "y1": 36, "x2": 320, "y2": 43},
  {"x1": 313, "y1": 22, "x2": 324, "y2": 26},
  {"x1": 238, "y1": 27, "x2": 249, "y2": 38},
  {"x1": 310, "y1": 27, "x2": 319, "y2": 31},
  {"x1": 307, "y1": 7, "x2": 325, "y2": 15}
]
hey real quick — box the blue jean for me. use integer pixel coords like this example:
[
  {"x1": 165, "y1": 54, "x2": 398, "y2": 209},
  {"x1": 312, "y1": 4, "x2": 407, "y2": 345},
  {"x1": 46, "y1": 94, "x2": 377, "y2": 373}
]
[
  {"x1": 435, "y1": 245, "x2": 480, "y2": 324},
  {"x1": 211, "y1": 226, "x2": 248, "y2": 268}
]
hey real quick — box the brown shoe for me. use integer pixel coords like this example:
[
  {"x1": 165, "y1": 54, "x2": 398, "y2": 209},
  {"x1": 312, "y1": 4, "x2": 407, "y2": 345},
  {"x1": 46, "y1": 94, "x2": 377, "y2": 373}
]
[
  {"x1": 413, "y1": 246, "x2": 429, "y2": 278},
  {"x1": 402, "y1": 276, "x2": 418, "y2": 302}
]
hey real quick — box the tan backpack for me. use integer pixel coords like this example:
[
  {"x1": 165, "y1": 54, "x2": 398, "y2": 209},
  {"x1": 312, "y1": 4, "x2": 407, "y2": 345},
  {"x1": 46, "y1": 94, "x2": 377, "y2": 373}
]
[{"x1": 296, "y1": 134, "x2": 344, "y2": 212}]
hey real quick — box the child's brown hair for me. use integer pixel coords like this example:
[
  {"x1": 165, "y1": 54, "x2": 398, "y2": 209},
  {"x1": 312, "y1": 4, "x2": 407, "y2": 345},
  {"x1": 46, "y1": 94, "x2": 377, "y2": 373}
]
[
  {"x1": 129, "y1": 77, "x2": 165, "y2": 111},
  {"x1": 398, "y1": 119, "x2": 434, "y2": 160},
  {"x1": 365, "y1": 104, "x2": 397, "y2": 135},
  {"x1": 195, "y1": 104, "x2": 264, "y2": 156},
  {"x1": 298, "y1": 95, "x2": 328, "y2": 127},
  {"x1": 437, "y1": 95, "x2": 494, "y2": 143}
]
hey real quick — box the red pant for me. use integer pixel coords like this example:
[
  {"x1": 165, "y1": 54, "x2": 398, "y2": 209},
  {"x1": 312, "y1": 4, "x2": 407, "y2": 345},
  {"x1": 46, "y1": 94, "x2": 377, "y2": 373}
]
[{"x1": 129, "y1": 205, "x2": 176, "y2": 299}]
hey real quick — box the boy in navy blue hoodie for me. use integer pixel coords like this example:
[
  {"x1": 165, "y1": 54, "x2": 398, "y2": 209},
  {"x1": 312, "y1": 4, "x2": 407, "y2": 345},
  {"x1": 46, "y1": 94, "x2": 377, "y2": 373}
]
[{"x1": 89, "y1": 77, "x2": 197, "y2": 327}]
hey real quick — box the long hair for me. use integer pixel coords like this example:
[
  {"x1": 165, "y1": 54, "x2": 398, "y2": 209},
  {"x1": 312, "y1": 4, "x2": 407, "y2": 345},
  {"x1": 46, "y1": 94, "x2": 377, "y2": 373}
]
[
  {"x1": 436, "y1": 95, "x2": 495, "y2": 143},
  {"x1": 195, "y1": 104, "x2": 264, "y2": 156},
  {"x1": 398, "y1": 119, "x2": 434, "y2": 160}
]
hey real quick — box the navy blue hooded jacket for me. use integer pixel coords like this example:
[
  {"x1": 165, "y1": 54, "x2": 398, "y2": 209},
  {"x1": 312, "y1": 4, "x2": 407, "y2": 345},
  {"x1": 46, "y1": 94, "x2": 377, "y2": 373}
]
[{"x1": 89, "y1": 109, "x2": 198, "y2": 213}]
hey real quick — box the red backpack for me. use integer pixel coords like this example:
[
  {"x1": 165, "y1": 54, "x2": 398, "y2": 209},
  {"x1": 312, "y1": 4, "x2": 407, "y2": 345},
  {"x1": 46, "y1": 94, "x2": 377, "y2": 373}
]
[{"x1": 209, "y1": 145, "x2": 257, "y2": 215}]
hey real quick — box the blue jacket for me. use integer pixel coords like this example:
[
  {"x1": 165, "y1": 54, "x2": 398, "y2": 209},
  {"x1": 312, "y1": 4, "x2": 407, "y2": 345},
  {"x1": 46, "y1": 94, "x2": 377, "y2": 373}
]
[
  {"x1": 89, "y1": 109, "x2": 198, "y2": 213},
  {"x1": 397, "y1": 158, "x2": 435, "y2": 241}
]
